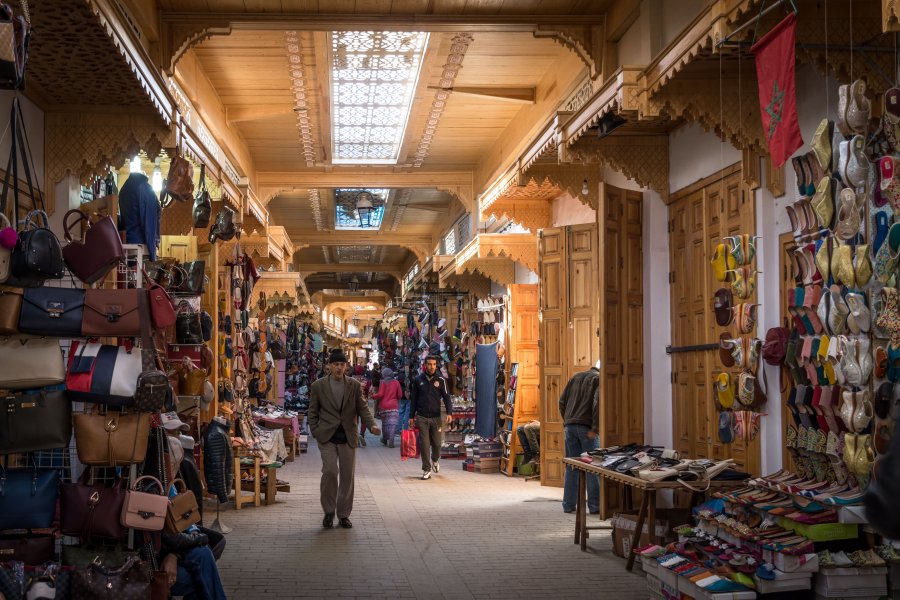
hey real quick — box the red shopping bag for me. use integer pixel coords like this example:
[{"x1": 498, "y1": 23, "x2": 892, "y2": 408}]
[{"x1": 401, "y1": 428, "x2": 419, "y2": 461}]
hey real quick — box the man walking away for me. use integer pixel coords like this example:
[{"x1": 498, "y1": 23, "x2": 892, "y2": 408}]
[
  {"x1": 559, "y1": 366, "x2": 600, "y2": 514},
  {"x1": 309, "y1": 349, "x2": 380, "y2": 529},
  {"x1": 409, "y1": 355, "x2": 452, "y2": 479}
]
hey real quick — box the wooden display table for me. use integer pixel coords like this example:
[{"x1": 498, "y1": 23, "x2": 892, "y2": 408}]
[{"x1": 562, "y1": 458, "x2": 744, "y2": 571}]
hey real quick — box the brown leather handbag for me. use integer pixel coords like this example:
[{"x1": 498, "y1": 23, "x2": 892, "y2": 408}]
[
  {"x1": 0, "y1": 533, "x2": 54, "y2": 565},
  {"x1": 71, "y1": 556, "x2": 151, "y2": 600},
  {"x1": 0, "y1": 284, "x2": 22, "y2": 334},
  {"x1": 177, "y1": 358, "x2": 206, "y2": 396},
  {"x1": 163, "y1": 151, "x2": 194, "y2": 204},
  {"x1": 73, "y1": 410, "x2": 151, "y2": 466},
  {"x1": 62, "y1": 210, "x2": 124, "y2": 284},
  {"x1": 82, "y1": 288, "x2": 145, "y2": 337},
  {"x1": 60, "y1": 469, "x2": 128, "y2": 540},
  {"x1": 164, "y1": 479, "x2": 200, "y2": 533}
]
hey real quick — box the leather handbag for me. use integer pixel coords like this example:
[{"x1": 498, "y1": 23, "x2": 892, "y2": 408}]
[
  {"x1": 73, "y1": 410, "x2": 151, "y2": 466},
  {"x1": 82, "y1": 288, "x2": 144, "y2": 337},
  {"x1": 144, "y1": 268, "x2": 176, "y2": 329},
  {"x1": 177, "y1": 359, "x2": 206, "y2": 397},
  {"x1": 200, "y1": 310, "x2": 212, "y2": 341},
  {"x1": 192, "y1": 164, "x2": 211, "y2": 228},
  {"x1": 177, "y1": 260, "x2": 205, "y2": 295},
  {"x1": 0, "y1": 4, "x2": 28, "y2": 90},
  {"x1": 0, "y1": 336, "x2": 64, "y2": 388},
  {"x1": 0, "y1": 388, "x2": 71, "y2": 453},
  {"x1": 60, "y1": 469, "x2": 127, "y2": 540},
  {"x1": 0, "y1": 212, "x2": 11, "y2": 283},
  {"x1": 0, "y1": 460, "x2": 59, "y2": 530},
  {"x1": 120, "y1": 475, "x2": 167, "y2": 532},
  {"x1": 8, "y1": 210, "x2": 65, "y2": 287},
  {"x1": 18, "y1": 286, "x2": 85, "y2": 337},
  {"x1": 208, "y1": 205, "x2": 236, "y2": 243},
  {"x1": 167, "y1": 343, "x2": 201, "y2": 365},
  {"x1": 71, "y1": 556, "x2": 151, "y2": 600},
  {"x1": 175, "y1": 301, "x2": 202, "y2": 344},
  {"x1": 66, "y1": 341, "x2": 144, "y2": 407},
  {"x1": 61, "y1": 544, "x2": 137, "y2": 569},
  {"x1": 0, "y1": 533, "x2": 54, "y2": 565},
  {"x1": 134, "y1": 293, "x2": 171, "y2": 413},
  {"x1": 164, "y1": 479, "x2": 200, "y2": 533},
  {"x1": 62, "y1": 210, "x2": 124, "y2": 284},
  {"x1": 0, "y1": 283, "x2": 21, "y2": 334},
  {"x1": 163, "y1": 153, "x2": 194, "y2": 204}
]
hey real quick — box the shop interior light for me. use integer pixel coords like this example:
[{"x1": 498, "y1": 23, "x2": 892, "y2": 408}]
[
  {"x1": 355, "y1": 191, "x2": 374, "y2": 228},
  {"x1": 151, "y1": 166, "x2": 163, "y2": 193},
  {"x1": 581, "y1": 179, "x2": 589, "y2": 196},
  {"x1": 129, "y1": 156, "x2": 142, "y2": 174},
  {"x1": 348, "y1": 275, "x2": 360, "y2": 292}
]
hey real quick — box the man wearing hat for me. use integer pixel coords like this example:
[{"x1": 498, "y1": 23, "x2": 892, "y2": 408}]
[{"x1": 309, "y1": 348, "x2": 380, "y2": 529}]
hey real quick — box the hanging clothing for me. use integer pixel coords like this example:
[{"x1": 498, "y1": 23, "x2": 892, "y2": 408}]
[
  {"x1": 474, "y1": 343, "x2": 498, "y2": 438},
  {"x1": 117, "y1": 172, "x2": 161, "y2": 260}
]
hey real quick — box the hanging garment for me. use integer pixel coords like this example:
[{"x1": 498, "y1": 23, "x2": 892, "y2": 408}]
[{"x1": 475, "y1": 343, "x2": 498, "y2": 438}]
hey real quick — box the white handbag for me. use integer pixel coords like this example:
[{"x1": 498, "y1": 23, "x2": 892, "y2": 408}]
[
  {"x1": 0, "y1": 213, "x2": 11, "y2": 283},
  {"x1": 66, "y1": 342, "x2": 144, "y2": 406},
  {"x1": 0, "y1": 336, "x2": 65, "y2": 388}
]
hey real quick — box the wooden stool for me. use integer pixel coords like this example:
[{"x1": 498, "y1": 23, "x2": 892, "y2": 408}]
[{"x1": 233, "y1": 454, "x2": 261, "y2": 509}]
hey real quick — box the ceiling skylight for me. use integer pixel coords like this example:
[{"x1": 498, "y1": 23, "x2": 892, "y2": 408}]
[
  {"x1": 330, "y1": 31, "x2": 429, "y2": 164},
  {"x1": 334, "y1": 188, "x2": 388, "y2": 230}
]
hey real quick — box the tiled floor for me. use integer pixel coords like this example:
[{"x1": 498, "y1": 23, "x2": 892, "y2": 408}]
[{"x1": 212, "y1": 433, "x2": 645, "y2": 599}]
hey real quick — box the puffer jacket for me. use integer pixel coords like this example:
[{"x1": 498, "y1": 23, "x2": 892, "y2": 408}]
[
  {"x1": 558, "y1": 367, "x2": 599, "y2": 430},
  {"x1": 203, "y1": 419, "x2": 233, "y2": 503}
]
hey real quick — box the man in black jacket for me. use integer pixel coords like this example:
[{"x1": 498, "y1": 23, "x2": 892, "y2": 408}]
[
  {"x1": 559, "y1": 366, "x2": 600, "y2": 514},
  {"x1": 409, "y1": 355, "x2": 452, "y2": 479}
]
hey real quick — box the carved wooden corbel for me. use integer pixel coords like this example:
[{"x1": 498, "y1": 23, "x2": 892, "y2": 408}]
[
  {"x1": 481, "y1": 177, "x2": 559, "y2": 232},
  {"x1": 160, "y1": 19, "x2": 233, "y2": 75},
  {"x1": 533, "y1": 23, "x2": 605, "y2": 80},
  {"x1": 565, "y1": 135, "x2": 669, "y2": 199},
  {"x1": 521, "y1": 163, "x2": 601, "y2": 211}
]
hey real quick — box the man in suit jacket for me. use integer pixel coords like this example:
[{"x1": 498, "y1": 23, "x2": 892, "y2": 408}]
[{"x1": 309, "y1": 348, "x2": 379, "y2": 529}]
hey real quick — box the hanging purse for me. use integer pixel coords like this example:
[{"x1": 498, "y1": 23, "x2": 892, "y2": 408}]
[
  {"x1": 0, "y1": 284, "x2": 22, "y2": 334},
  {"x1": 0, "y1": 533, "x2": 55, "y2": 565},
  {"x1": 66, "y1": 341, "x2": 144, "y2": 407},
  {"x1": 82, "y1": 288, "x2": 144, "y2": 337},
  {"x1": 120, "y1": 475, "x2": 167, "y2": 532},
  {"x1": 0, "y1": 388, "x2": 71, "y2": 453},
  {"x1": 207, "y1": 205, "x2": 235, "y2": 243},
  {"x1": 8, "y1": 210, "x2": 64, "y2": 287},
  {"x1": 176, "y1": 260, "x2": 205, "y2": 295},
  {"x1": 164, "y1": 479, "x2": 200, "y2": 533},
  {"x1": 161, "y1": 123, "x2": 194, "y2": 205},
  {"x1": 72, "y1": 409, "x2": 150, "y2": 466},
  {"x1": 143, "y1": 268, "x2": 176, "y2": 329},
  {"x1": 175, "y1": 301, "x2": 202, "y2": 344},
  {"x1": 0, "y1": 459, "x2": 59, "y2": 530},
  {"x1": 62, "y1": 210, "x2": 124, "y2": 284},
  {"x1": 134, "y1": 293, "x2": 172, "y2": 413},
  {"x1": 18, "y1": 286, "x2": 85, "y2": 337},
  {"x1": 192, "y1": 164, "x2": 211, "y2": 228},
  {"x1": 0, "y1": 336, "x2": 64, "y2": 388},
  {"x1": 177, "y1": 358, "x2": 206, "y2": 397},
  {"x1": 0, "y1": 2, "x2": 29, "y2": 90},
  {"x1": 60, "y1": 469, "x2": 128, "y2": 540},
  {"x1": 71, "y1": 556, "x2": 151, "y2": 599}
]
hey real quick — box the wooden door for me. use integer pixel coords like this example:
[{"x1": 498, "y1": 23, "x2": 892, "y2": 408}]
[
  {"x1": 567, "y1": 224, "x2": 599, "y2": 374},
  {"x1": 539, "y1": 228, "x2": 567, "y2": 487},
  {"x1": 506, "y1": 284, "x2": 540, "y2": 476},
  {"x1": 669, "y1": 165, "x2": 760, "y2": 475},
  {"x1": 160, "y1": 235, "x2": 197, "y2": 263}
]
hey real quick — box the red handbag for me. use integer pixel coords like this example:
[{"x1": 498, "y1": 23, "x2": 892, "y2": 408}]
[
  {"x1": 62, "y1": 210, "x2": 124, "y2": 284},
  {"x1": 144, "y1": 268, "x2": 176, "y2": 329}
]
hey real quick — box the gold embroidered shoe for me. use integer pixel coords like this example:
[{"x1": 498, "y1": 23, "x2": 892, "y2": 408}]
[
  {"x1": 812, "y1": 119, "x2": 834, "y2": 173},
  {"x1": 834, "y1": 188, "x2": 860, "y2": 241},
  {"x1": 846, "y1": 79, "x2": 871, "y2": 135},
  {"x1": 811, "y1": 176, "x2": 834, "y2": 229}
]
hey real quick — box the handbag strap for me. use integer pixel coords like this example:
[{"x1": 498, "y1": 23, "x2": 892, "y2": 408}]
[
  {"x1": 62, "y1": 209, "x2": 89, "y2": 242},
  {"x1": 198, "y1": 164, "x2": 206, "y2": 193},
  {"x1": 0, "y1": 98, "x2": 43, "y2": 227},
  {"x1": 139, "y1": 292, "x2": 158, "y2": 372}
]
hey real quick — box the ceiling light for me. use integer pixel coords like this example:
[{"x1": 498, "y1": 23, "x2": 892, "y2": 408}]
[
  {"x1": 356, "y1": 191, "x2": 375, "y2": 228},
  {"x1": 129, "y1": 156, "x2": 142, "y2": 174},
  {"x1": 348, "y1": 275, "x2": 359, "y2": 292},
  {"x1": 581, "y1": 179, "x2": 589, "y2": 196},
  {"x1": 151, "y1": 159, "x2": 163, "y2": 193}
]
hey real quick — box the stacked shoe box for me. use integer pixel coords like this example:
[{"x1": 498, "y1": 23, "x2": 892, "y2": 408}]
[
  {"x1": 641, "y1": 555, "x2": 663, "y2": 599},
  {"x1": 753, "y1": 570, "x2": 813, "y2": 593},
  {"x1": 473, "y1": 441, "x2": 502, "y2": 472},
  {"x1": 813, "y1": 566, "x2": 888, "y2": 599}
]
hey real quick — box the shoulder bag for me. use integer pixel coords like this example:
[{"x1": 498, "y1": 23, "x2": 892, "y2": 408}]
[
  {"x1": 0, "y1": 284, "x2": 21, "y2": 334},
  {"x1": 192, "y1": 163, "x2": 211, "y2": 228},
  {"x1": 164, "y1": 479, "x2": 200, "y2": 533},
  {"x1": 0, "y1": 458, "x2": 59, "y2": 530},
  {"x1": 161, "y1": 122, "x2": 193, "y2": 205},
  {"x1": 59, "y1": 468, "x2": 127, "y2": 540},
  {"x1": 8, "y1": 210, "x2": 64, "y2": 287},
  {"x1": 0, "y1": 532, "x2": 55, "y2": 565},
  {"x1": 0, "y1": 2, "x2": 29, "y2": 90},
  {"x1": 134, "y1": 292, "x2": 172, "y2": 413},
  {"x1": 120, "y1": 475, "x2": 167, "y2": 532},
  {"x1": 176, "y1": 260, "x2": 205, "y2": 295},
  {"x1": 144, "y1": 268, "x2": 176, "y2": 329},
  {"x1": 62, "y1": 209, "x2": 124, "y2": 284},
  {"x1": 72, "y1": 409, "x2": 150, "y2": 466},
  {"x1": 0, "y1": 388, "x2": 71, "y2": 453},
  {"x1": 0, "y1": 336, "x2": 64, "y2": 388},
  {"x1": 71, "y1": 556, "x2": 151, "y2": 600},
  {"x1": 18, "y1": 286, "x2": 85, "y2": 337},
  {"x1": 66, "y1": 341, "x2": 143, "y2": 407},
  {"x1": 175, "y1": 300, "x2": 202, "y2": 344},
  {"x1": 82, "y1": 288, "x2": 144, "y2": 338}
]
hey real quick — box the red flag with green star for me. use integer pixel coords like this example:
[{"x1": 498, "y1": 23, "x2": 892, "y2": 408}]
[{"x1": 751, "y1": 13, "x2": 803, "y2": 168}]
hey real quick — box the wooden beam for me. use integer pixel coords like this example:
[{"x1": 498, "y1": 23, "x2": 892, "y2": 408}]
[
  {"x1": 294, "y1": 232, "x2": 433, "y2": 247},
  {"x1": 427, "y1": 86, "x2": 535, "y2": 105},
  {"x1": 298, "y1": 263, "x2": 403, "y2": 281},
  {"x1": 257, "y1": 169, "x2": 472, "y2": 188},
  {"x1": 226, "y1": 105, "x2": 297, "y2": 124}
]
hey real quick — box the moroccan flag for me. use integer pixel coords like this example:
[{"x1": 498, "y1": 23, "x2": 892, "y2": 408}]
[{"x1": 751, "y1": 13, "x2": 803, "y2": 168}]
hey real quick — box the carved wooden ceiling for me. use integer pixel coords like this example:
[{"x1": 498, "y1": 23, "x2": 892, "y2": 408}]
[{"x1": 156, "y1": 0, "x2": 613, "y2": 15}]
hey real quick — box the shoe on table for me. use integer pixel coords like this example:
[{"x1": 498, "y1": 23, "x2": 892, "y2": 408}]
[
  {"x1": 422, "y1": 470, "x2": 432, "y2": 480},
  {"x1": 433, "y1": 462, "x2": 440, "y2": 473},
  {"x1": 323, "y1": 513, "x2": 334, "y2": 528},
  {"x1": 339, "y1": 517, "x2": 352, "y2": 529}
]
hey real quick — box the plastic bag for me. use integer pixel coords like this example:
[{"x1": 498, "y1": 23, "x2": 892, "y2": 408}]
[{"x1": 401, "y1": 428, "x2": 419, "y2": 461}]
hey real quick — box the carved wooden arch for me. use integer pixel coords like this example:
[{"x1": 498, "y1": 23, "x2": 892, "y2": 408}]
[
  {"x1": 298, "y1": 268, "x2": 403, "y2": 286},
  {"x1": 564, "y1": 135, "x2": 670, "y2": 199},
  {"x1": 533, "y1": 24, "x2": 604, "y2": 80},
  {"x1": 480, "y1": 177, "x2": 559, "y2": 232},
  {"x1": 293, "y1": 241, "x2": 430, "y2": 267},
  {"x1": 521, "y1": 163, "x2": 601, "y2": 211},
  {"x1": 160, "y1": 20, "x2": 233, "y2": 75}
]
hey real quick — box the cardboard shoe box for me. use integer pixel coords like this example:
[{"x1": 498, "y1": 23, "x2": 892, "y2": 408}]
[{"x1": 611, "y1": 513, "x2": 670, "y2": 558}]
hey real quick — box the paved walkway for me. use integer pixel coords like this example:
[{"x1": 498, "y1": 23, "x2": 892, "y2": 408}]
[{"x1": 212, "y1": 433, "x2": 645, "y2": 599}]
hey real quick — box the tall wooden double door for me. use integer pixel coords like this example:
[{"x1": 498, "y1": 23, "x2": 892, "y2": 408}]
[
  {"x1": 668, "y1": 165, "x2": 760, "y2": 475},
  {"x1": 538, "y1": 184, "x2": 644, "y2": 492}
]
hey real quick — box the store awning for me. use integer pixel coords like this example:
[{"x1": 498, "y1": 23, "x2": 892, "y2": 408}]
[
  {"x1": 441, "y1": 233, "x2": 538, "y2": 287},
  {"x1": 480, "y1": 177, "x2": 560, "y2": 233}
]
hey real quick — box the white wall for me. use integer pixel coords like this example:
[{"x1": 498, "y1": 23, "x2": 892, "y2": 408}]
[
  {"x1": 514, "y1": 262, "x2": 539, "y2": 284},
  {"x1": 551, "y1": 191, "x2": 596, "y2": 227},
  {"x1": 669, "y1": 122, "x2": 742, "y2": 192}
]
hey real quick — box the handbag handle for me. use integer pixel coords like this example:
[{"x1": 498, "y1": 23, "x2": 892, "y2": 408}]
[
  {"x1": 170, "y1": 478, "x2": 188, "y2": 494},
  {"x1": 176, "y1": 300, "x2": 194, "y2": 315},
  {"x1": 62, "y1": 209, "x2": 89, "y2": 242},
  {"x1": 198, "y1": 164, "x2": 206, "y2": 192},
  {"x1": 131, "y1": 475, "x2": 164, "y2": 495},
  {"x1": 22, "y1": 209, "x2": 47, "y2": 231}
]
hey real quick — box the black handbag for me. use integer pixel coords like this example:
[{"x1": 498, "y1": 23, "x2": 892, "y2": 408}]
[
  {"x1": 8, "y1": 210, "x2": 64, "y2": 287},
  {"x1": 0, "y1": 388, "x2": 71, "y2": 453},
  {"x1": 177, "y1": 260, "x2": 205, "y2": 295},
  {"x1": 18, "y1": 286, "x2": 85, "y2": 337},
  {"x1": 192, "y1": 164, "x2": 211, "y2": 228},
  {"x1": 175, "y1": 301, "x2": 202, "y2": 344},
  {"x1": 200, "y1": 310, "x2": 212, "y2": 341},
  {"x1": 0, "y1": 459, "x2": 59, "y2": 530}
]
